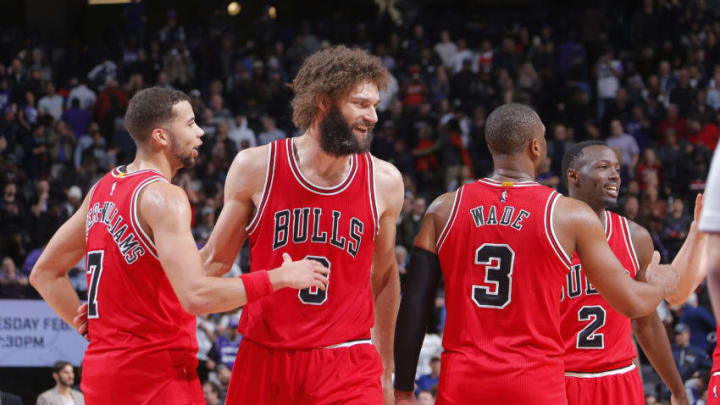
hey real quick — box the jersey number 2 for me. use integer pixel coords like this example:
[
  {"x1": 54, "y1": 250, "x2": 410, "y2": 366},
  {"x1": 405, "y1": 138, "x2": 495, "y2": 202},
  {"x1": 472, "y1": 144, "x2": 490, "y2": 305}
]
[
  {"x1": 472, "y1": 244, "x2": 515, "y2": 309},
  {"x1": 576, "y1": 306, "x2": 606, "y2": 349},
  {"x1": 87, "y1": 250, "x2": 105, "y2": 319},
  {"x1": 298, "y1": 256, "x2": 331, "y2": 305}
]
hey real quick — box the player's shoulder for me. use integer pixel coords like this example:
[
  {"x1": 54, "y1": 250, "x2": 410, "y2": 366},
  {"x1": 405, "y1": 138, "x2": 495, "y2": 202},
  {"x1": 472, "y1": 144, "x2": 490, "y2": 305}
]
[
  {"x1": 426, "y1": 191, "x2": 457, "y2": 230},
  {"x1": 226, "y1": 144, "x2": 273, "y2": 195},
  {"x1": 370, "y1": 154, "x2": 404, "y2": 203},
  {"x1": 139, "y1": 181, "x2": 189, "y2": 213},
  {"x1": 623, "y1": 216, "x2": 653, "y2": 260},
  {"x1": 370, "y1": 154, "x2": 403, "y2": 185},
  {"x1": 230, "y1": 143, "x2": 272, "y2": 174}
]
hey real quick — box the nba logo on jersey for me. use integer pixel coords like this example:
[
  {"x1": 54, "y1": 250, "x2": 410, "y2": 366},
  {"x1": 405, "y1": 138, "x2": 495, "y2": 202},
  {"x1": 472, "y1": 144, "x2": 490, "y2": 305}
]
[{"x1": 500, "y1": 190, "x2": 507, "y2": 203}]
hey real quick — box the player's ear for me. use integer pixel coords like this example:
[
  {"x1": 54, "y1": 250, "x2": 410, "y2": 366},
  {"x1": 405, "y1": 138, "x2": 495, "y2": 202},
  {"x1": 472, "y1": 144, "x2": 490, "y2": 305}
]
[
  {"x1": 529, "y1": 138, "x2": 541, "y2": 158},
  {"x1": 317, "y1": 94, "x2": 331, "y2": 113},
  {"x1": 566, "y1": 168, "x2": 579, "y2": 185},
  {"x1": 150, "y1": 128, "x2": 169, "y2": 147}
]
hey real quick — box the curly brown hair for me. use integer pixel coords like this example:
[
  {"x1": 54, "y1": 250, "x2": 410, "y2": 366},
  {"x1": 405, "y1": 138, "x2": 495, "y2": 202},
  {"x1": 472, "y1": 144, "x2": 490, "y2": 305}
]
[{"x1": 290, "y1": 45, "x2": 389, "y2": 130}]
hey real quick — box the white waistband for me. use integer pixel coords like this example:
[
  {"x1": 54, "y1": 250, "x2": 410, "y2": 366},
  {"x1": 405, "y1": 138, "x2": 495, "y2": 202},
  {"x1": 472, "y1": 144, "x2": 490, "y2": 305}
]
[
  {"x1": 565, "y1": 363, "x2": 636, "y2": 378},
  {"x1": 323, "y1": 339, "x2": 372, "y2": 349}
]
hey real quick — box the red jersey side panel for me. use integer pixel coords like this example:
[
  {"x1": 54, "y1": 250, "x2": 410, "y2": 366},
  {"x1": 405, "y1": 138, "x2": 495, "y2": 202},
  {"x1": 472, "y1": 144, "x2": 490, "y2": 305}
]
[
  {"x1": 436, "y1": 178, "x2": 571, "y2": 403},
  {"x1": 560, "y1": 211, "x2": 640, "y2": 373},
  {"x1": 81, "y1": 167, "x2": 199, "y2": 403},
  {"x1": 240, "y1": 139, "x2": 379, "y2": 349}
]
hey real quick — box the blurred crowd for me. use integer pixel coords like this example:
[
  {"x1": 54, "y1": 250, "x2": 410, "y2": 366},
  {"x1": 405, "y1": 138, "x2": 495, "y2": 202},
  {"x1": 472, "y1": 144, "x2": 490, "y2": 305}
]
[{"x1": 1, "y1": 0, "x2": 720, "y2": 404}]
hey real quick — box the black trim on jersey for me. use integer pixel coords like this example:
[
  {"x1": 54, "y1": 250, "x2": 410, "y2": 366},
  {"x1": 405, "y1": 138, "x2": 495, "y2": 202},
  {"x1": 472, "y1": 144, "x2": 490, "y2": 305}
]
[{"x1": 394, "y1": 247, "x2": 443, "y2": 392}]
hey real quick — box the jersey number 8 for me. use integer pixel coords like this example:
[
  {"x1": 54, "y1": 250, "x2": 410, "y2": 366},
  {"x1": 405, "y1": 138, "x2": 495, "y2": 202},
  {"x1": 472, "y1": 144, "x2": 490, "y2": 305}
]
[{"x1": 298, "y1": 256, "x2": 331, "y2": 305}]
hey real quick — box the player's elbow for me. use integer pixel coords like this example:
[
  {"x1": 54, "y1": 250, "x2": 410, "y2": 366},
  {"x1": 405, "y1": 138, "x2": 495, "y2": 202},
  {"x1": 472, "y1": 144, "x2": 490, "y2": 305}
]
[
  {"x1": 28, "y1": 266, "x2": 46, "y2": 291},
  {"x1": 619, "y1": 298, "x2": 656, "y2": 319},
  {"x1": 178, "y1": 290, "x2": 210, "y2": 315},
  {"x1": 181, "y1": 296, "x2": 207, "y2": 315}
]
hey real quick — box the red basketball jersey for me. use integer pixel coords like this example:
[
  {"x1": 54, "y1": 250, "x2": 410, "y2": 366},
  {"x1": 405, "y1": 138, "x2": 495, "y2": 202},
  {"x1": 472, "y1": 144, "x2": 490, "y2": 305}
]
[
  {"x1": 82, "y1": 166, "x2": 198, "y2": 400},
  {"x1": 240, "y1": 139, "x2": 379, "y2": 349},
  {"x1": 436, "y1": 178, "x2": 572, "y2": 403},
  {"x1": 560, "y1": 211, "x2": 640, "y2": 373}
]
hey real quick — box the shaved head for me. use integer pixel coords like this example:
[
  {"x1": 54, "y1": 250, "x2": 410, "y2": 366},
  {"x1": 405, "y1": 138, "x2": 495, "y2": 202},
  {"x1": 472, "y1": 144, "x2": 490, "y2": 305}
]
[{"x1": 485, "y1": 103, "x2": 543, "y2": 154}]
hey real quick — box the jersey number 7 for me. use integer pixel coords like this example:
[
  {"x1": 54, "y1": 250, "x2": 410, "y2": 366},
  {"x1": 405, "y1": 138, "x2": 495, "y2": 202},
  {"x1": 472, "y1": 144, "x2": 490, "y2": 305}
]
[{"x1": 86, "y1": 250, "x2": 105, "y2": 319}]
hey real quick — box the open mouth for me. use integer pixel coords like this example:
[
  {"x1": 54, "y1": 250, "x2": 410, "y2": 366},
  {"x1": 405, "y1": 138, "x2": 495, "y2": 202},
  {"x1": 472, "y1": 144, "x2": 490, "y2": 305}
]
[
  {"x1": 604, "y1": 184, "x2": 619, "y2": 197},
  {"x1": 353, "y1": 125, "x2": 370, "y2": 136}
]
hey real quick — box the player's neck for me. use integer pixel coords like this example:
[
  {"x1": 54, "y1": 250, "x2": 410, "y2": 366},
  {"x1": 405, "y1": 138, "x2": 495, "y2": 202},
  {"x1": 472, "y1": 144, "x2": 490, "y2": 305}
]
[
  {"x1": 490, "y1": 155, "x2": 537, "y2": 183},
  {"x1": 293, "y1": 132, "x2": 353, "y2": 184},
  {"x1": 570, "y1": 191, "x2": 607, "y2": 228},
  {"x1": 127, "y1": 150, "x2": 174, "y2": 180}
]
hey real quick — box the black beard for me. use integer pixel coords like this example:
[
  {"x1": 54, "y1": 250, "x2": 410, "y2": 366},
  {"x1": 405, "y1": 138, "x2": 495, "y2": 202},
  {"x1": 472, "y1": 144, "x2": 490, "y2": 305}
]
[
  {"x1": 319, "y1": 106, "x2": 373, "y2": 156},
  {"x1": 170, "y1": 137, "x2": 196, "y2": 168}
]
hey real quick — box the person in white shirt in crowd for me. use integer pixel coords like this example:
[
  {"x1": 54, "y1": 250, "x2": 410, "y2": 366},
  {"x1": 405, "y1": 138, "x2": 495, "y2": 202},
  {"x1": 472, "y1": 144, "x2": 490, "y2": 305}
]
[
  {"x1": 257, "y1": 115, "x2": 286, "y2": 145},
  {"x1": 434, "y1": 30, "x2": 457, "y2": 69},
  {"x1": 37, "y1": 82, "x2": 64, "y2": 121},
  {"x1": 66, "y1": 77, "x2": 97, "y2": 111},
  {"x1": 228, "y1": 114, "x2": 257, "y2": 150},
  {"x1": 36, "y1": 361, "x2": 85, "y2": 405}
]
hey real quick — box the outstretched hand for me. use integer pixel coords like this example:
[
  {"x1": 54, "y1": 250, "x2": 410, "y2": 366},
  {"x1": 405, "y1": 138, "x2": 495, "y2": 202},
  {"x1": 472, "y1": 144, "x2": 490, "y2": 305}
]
[
  {"x1": 278, "y1": 253, "x2": 330, "y2": 290},
  {"x1": 645, "y1": 251, "x2": 679, "y2": 298}
]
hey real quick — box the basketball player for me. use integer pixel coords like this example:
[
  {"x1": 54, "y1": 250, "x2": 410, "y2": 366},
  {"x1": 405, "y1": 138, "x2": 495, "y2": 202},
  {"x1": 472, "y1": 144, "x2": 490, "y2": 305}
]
[
  {"x1": 561, "y1": 141, "x2": 693, "y2": 405},
  {"x1": 200, "y1": 46, "x2": 403, "y2": 404},
  {"x1": 394, "y1": 103, "x2": 678, "y2": 404},
  {"x1": 29, "y1": 88, "x2": 329, "y2": 404},
  {"x1": 696, "y1": 145, "x2": 720, "y2": 404}
]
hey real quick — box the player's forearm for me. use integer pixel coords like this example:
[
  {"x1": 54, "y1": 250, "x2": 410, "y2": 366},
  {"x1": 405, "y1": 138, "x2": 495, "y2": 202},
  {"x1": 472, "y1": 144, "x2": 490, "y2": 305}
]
[
  {"x1": 372, "y1": 266, "x2": 400, "y2": 378},
  {"x1": 29, "y1": 271, "x2": 82, "y2": 329},
  {"x1": 183, "y1": 276, "x2": 250, "y2": 314},
  {"x1": 199, "y1": 244, "x2": 234, "y2": 277},
  {"x1": 667, "y1": 223, "x2": 708, "y2": 305},
  {"x1": 605, "y1": 279, "x2": 664, "y2": 319},
  {"x1": 633, "y1": 313, "x2": 687, "y2": 400}
]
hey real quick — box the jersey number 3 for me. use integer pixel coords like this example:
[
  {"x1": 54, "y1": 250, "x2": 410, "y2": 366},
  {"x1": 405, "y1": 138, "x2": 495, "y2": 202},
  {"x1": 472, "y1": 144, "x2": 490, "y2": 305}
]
[
  {"x1": 472, "y1": 244, "x2": 515, "y2": 309},
  {"x1": 87, "y1": 250, "x2": 105, "y2": 319},
  {"x1": 298, "y1": 256, "x2": 331, "y2": 305}
]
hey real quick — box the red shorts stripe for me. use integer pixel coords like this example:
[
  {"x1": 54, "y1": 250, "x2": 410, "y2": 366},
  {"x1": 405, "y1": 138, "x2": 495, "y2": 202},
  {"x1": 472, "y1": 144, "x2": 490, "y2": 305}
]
[{"x1": 564, "y1": 365, "x2": 644, "y2": 405}]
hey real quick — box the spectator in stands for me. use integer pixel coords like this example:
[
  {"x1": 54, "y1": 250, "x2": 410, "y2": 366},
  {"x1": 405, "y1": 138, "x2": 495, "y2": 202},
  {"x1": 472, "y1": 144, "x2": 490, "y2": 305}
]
[
  {"x1": 36, "y1": 361, "x2": 85, "y2": 405},
  {"x1": 663, "y1": 197, "x2": 692, "y2": 257},
  {"x1": 62, "y1": 98, "x2": 91, "y2": 138},
  {"x1": 417, "y1": 389, "x2": 435, "y2": 405},
  {"x1": 398, "y1": 196, "x2": 426, "y2": 250},
  {"x1": 215, "y1": 319, "x2": 242, "y2": 370},
  {"x1": 228, "y1": 114, "x2": 256, "y2": 151},
  {"x1": 416, "y1": 356, "x2": 441, "y2": 395},
  {"x1": 37, "y1": 83, "x2": 64, "y2": 122},
  {"x1": 202, "y1": 381, "x2": 222, "y2": 405},
  {"x1": 66, "y1": 77, "x2": 97, "y2": 111},
  {"x1": 672, "y1": 323, "x2": 712, "y2": 383},
  {"x1": 607, "y1": 118, "x2": 640, "y2": 173},
  {"x1": 257, "y1": 115, "x2": 286, "y2": 145},
  {"x1": 678, "y1": 293, "x2": 716, "y2": 355},
  {"x1": 0, "y1": 256, "x2": 29, "y2": 298}
]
